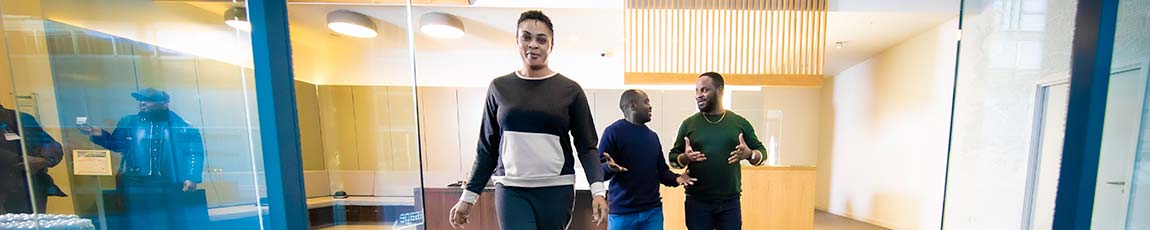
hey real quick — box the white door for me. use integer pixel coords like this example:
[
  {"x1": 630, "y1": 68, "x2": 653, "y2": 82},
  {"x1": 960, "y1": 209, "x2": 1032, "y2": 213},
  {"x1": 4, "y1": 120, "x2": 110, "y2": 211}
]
[
  {"x1": 1025, "y1": 82, "x2": 1070, "y2": 230},
  {"x1": 1091, "y1": 65, "x2": 1149, "y2": 230}
]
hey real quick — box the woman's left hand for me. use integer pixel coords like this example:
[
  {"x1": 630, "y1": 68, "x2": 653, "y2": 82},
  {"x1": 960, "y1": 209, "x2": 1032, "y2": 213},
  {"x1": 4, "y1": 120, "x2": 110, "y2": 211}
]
[{"x1": 592, "y1": 195, "x2": 609, "y2": 226}]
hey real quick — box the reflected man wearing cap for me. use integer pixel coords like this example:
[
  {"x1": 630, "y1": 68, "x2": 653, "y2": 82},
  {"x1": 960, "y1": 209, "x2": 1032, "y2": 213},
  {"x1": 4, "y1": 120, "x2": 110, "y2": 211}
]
[{"x1": 79, "y1": 88, "x2": 207, "y2": 229}]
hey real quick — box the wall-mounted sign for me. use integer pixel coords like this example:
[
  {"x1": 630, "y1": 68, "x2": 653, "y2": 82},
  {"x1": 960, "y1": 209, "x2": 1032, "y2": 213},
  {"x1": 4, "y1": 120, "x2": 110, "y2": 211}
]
[{"x1": 73, "y1": 150, "x2": 113, "y2": 176}]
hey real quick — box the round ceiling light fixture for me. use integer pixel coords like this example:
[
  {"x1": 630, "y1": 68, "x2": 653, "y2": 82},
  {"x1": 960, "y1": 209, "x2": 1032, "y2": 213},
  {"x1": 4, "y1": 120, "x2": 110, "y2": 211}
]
[
  {"x1": 420, "y1": 12, "x2": 465, "y2": 39},
  {"x1": 327, "y1": 10, "x2": 378, "y2": 38},
  {"x1": 224, "y1": 6, "x2": 251, "y2": 32}
]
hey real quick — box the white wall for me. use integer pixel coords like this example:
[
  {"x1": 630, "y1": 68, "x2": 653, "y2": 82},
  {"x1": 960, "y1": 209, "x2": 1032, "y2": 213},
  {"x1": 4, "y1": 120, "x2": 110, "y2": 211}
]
[
  {"x1": 763, "y1": 87, "x2": 821, "y2": 166},
  {"x1": 817, "y1": 18, "x2": 958, "y2": 230}
]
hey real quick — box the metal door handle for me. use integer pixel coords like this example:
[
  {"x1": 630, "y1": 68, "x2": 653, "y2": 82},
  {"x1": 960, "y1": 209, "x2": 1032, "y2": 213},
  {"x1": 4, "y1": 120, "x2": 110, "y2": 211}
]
[{"x1": 1107, "y1": 181, "x2": 1126, "y2": 186}]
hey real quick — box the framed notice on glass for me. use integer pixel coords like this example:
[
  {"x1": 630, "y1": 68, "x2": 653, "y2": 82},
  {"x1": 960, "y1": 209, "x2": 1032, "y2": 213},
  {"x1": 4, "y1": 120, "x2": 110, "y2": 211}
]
[{"x1": 73, "y1": 150, "x2": 113, "y2": 176}]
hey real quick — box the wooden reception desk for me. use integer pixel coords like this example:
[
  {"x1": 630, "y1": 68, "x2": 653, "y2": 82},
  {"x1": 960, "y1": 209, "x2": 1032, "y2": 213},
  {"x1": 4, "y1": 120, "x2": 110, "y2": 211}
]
[
  {"x1": 418, "y1": 165, "x2": 814, "y2": 230},
  {"x1": 661, "y1": 165, "x2": 816, "y2": 230}
]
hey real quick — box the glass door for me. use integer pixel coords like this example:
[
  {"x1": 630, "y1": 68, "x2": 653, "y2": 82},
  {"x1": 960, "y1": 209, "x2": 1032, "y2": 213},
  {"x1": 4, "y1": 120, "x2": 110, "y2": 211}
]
[
  {"x1": 0, "y1": 0, "x2": 277, "y2": 229},
  {"x1": 1089, "y1": 0, "x2": 1150, "y2": 228},
  {"x1": 1090, "y1": 61, "x2": 1147, "y2": 230}
]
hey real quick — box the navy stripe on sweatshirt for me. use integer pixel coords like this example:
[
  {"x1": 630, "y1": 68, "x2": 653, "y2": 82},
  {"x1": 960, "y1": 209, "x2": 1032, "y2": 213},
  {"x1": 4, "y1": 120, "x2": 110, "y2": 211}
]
[{"x1": 600, "y1": 119, "x2": 679, "y2": 214}]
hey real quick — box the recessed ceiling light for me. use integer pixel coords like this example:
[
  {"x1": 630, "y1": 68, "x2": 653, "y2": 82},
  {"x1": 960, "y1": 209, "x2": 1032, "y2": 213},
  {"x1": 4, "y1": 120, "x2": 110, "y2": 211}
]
[
  {"x1": 420, "y1": 12, "x2": 465, "y2": 39},
  {"x1": 224, "y1": 6, "x2": 251, "y2": 32},
  {"x1": 327, "y1": 10, "x2": 378, "y2": 38}
]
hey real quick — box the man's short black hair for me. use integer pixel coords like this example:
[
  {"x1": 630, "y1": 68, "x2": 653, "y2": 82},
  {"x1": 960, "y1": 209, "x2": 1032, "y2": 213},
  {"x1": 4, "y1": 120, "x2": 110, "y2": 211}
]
[
  {"x1": 699, "y1": 72, "x2": 725, "y2": 90},
  {"x1": 619, "y1": 89, "x2": 644, "y2": 112},
  {"x1": 518, "y1": 10, "x2": 554, "y2": 34}
]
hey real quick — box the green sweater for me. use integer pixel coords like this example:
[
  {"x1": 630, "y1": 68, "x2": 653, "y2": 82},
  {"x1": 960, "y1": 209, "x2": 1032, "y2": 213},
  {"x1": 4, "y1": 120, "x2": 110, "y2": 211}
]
[{"x1": 668, "y1": 111, "x2": 767, "y2": 202}]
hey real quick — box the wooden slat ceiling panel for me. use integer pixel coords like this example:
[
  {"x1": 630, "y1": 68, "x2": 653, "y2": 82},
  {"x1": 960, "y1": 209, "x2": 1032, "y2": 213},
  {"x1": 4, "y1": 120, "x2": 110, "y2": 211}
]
[{"x1": 625, "y1": 0, "x2": 827, "y2": 87}]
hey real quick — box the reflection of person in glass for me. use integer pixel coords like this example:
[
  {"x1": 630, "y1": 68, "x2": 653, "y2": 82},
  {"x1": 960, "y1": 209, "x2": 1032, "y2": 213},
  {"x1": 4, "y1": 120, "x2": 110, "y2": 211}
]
[
  {"x1": 449, "y1": 10, "x2": 610, "y2": 229},
  {"x1": 78, "y1": 88, "x2": 207, "y2": 229},
  {"x1": 0, "y1": 104, "x2": 64, "y2": 214},
  {"x1": 669, "y1": 72, "x2": 768, "y2": 230}
]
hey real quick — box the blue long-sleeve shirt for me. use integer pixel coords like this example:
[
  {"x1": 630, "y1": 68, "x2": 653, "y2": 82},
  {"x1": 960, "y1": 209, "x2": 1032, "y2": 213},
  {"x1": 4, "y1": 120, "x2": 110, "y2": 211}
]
[
  {"x1": 600, "y1": 119, "x2": 679, "y2": 214},
  {"x1": 91, "y1": 111, "x2": 204, "y2": 183}
]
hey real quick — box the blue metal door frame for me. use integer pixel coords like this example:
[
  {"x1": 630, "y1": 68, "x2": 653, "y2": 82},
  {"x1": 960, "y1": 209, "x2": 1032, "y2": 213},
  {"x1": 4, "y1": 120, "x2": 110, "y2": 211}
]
[
  {"x1": 247, "y1": 0, "x2": 310, "y2": 229},
  {"x1": 1053, "y1": 0, "x2": 1119, "y2": 229}
]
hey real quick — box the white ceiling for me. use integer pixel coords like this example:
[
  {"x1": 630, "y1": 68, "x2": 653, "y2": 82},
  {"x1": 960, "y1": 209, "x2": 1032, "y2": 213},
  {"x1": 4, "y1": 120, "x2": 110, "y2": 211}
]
[
  {"x1": 830, "y1": 0, "x2": 959, "y2": 13},
  {"x1": 187, "y1": 1, "x2": 959, "y2": 85},
  {"x1": 472, "y1": 0, "x2": 959, "y2": 12},
  {"x1": 467, "y1": 0, "x2": 623, "y2": 9},
  {"x1": 825, "y1": 0, "x2": 959, "y2": 74},
  {"x1": 824, "y1": 12, "x2": 957, "y2": 75}
]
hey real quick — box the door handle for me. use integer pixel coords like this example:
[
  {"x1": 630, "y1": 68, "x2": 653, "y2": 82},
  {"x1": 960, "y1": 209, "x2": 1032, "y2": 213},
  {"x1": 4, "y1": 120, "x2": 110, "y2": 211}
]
[{"x1": 1106, "y1": 181, "x2": 1126, "y2": 186}]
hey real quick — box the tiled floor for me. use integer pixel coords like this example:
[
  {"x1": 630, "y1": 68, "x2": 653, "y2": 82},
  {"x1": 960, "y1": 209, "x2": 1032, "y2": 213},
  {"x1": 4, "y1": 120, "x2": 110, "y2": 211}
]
[
  {"x1": 814, "y1": 210, "x2": 890, "y2": 230},
  {"x1": 316, "y1": 211, "x2": 887, "y2": 230}
]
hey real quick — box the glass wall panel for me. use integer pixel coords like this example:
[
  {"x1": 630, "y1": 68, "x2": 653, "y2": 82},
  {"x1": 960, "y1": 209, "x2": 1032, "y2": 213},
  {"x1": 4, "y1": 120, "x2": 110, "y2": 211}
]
[
  {"x1": 406, "y1": 5, "x2": 628, "y2": 229},
  {"x1": 286, "y1": 3, "x2": 426, "y2": 229},
  {"x1": 404, "y1": 2, "x2": 819, "y2": 229},
  {"x1": 0, "y1": 1, "x2": 269, "y2": 229},
  {"x1": 943, "y1": 0, "x2": 1079, "y2": 228}
]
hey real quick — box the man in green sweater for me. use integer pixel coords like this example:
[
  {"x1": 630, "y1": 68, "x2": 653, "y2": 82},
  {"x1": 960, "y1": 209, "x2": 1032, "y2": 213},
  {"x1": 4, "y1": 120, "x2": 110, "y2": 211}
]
[{"x1": 668, "y1": 72, "x2": 768, "y2": 230}]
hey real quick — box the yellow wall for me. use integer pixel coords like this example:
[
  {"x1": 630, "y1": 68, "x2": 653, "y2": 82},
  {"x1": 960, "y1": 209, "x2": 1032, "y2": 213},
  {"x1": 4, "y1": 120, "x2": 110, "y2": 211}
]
[
  {"x1": 317, "y1": 85, "x2": 420, "y2": 172},
  {"x1": 0, "y1": 0, "x2": 76, "y2": 215},
  {"x1": 296, "y1": 81, "x2": 325, "y2": 171},
  {"x1": 0, "y1": 14, "x2": 14, "y2": 109},
  {"x1": 38, "y1": 0, "x2": 252, "y2": 68},
  {"x1": 318, "y1": 85, "x2": 815, "y2": 191},
  {"x1": 318, "y1": 86, "x2": 359, "y2": 170}
]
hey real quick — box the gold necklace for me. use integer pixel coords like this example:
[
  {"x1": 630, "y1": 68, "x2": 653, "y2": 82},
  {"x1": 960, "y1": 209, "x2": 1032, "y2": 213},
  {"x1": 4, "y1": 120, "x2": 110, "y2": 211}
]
[{"x1": 702, "y1": 111, "x2": 726, "y2": 125}]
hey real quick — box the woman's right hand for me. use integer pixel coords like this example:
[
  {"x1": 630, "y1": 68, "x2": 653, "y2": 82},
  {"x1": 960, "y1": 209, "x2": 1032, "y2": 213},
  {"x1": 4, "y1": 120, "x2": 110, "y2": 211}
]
[{"x1": 449, "y1": 200, "x2": 474, "y2": 229}]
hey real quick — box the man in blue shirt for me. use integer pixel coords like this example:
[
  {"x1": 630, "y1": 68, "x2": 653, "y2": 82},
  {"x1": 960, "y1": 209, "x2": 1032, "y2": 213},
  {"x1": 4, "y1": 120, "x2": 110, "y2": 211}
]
[
  {"x1": 79, "y1": 88, "x2": 208, "y2": 230},
  {"x1": 600, "y1": 89, "x2": 696, "y2": 230}
]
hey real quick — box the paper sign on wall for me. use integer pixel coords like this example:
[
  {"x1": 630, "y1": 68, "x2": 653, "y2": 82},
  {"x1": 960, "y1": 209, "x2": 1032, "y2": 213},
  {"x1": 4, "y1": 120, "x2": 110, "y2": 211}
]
[{"x1": 73, "y1": 150, "x2": 112, "y2": 176}]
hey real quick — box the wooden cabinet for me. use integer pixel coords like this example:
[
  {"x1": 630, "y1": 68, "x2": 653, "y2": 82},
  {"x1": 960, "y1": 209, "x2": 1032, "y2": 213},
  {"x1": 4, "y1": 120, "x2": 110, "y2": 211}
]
[
  {"x1": 661, "y1": 166, "x2": 816, "y2": 230},
  {"x1": 417, "y1": 187, "x2": 499, "y2": 230}
]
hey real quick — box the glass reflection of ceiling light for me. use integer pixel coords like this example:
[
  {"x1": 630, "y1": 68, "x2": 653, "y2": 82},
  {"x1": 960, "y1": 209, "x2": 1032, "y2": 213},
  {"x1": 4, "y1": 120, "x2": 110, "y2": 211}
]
[
  {"x1": 224, "y1": 6, "x2": 251, "y2": 32},
  {"x1": 327, "y1": 10, "x2": 378, "y2": 38},
  {"x1": 420, "y1": 12, "x2": 465, "y2": 39}
]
